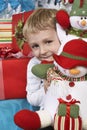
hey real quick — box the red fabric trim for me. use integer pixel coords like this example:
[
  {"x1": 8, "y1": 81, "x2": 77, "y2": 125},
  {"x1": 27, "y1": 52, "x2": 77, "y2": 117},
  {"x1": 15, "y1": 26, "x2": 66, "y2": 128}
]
[
  {"x1": 41, "y1": 60, "x2": 54, "y2": 64},
  {"x1": 64, "y1": 117, "x2": 70, "y2": 130},
  {"x1": 71, "y1": 118, "x2": 75, "y2": 130},
  {"x1": 78, "y1": 116, "x2": 82, "y2": 130}
]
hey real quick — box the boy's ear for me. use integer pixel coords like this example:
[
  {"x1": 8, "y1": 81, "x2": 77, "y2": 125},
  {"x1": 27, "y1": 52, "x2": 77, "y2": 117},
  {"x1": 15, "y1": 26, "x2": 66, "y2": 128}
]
[{"x1": 32, "y1": 64, "x2": 54, "y2": 79}]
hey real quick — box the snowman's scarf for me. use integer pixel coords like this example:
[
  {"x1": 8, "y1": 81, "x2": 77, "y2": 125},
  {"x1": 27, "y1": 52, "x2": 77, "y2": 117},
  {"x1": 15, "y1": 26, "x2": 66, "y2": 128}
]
[
  {"x1": 55, "y1": 70, "x2": 87, "y2": 81},
  {"x1": 47, "y1": 68, "x2": 87, "y2": 82},
  {"x1": 67, "y1": 27, "x2": 87, "y2": 38}
]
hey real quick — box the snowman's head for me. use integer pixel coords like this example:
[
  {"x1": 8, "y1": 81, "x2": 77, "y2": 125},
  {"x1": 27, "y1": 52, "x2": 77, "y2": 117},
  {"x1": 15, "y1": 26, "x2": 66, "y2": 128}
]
[
  {"x1": 69, "y1": 0, "x2": 87, "y2": 30},
  {"x1": 70, "y1": 16, "x2": 87, "y2": 30},
  {"x1": 56, "y1": 63, "x2": 87, "y2": 78}
]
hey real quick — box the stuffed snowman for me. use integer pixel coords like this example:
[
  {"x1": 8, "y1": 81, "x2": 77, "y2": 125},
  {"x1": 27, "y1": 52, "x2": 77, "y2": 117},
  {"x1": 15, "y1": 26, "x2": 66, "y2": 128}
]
[
  {"x1": 56, "y1": 0, "x2": 87, "y2": 47},
  {"x1": 14, "y1": 39, "x2": 87, "y2": 130}
]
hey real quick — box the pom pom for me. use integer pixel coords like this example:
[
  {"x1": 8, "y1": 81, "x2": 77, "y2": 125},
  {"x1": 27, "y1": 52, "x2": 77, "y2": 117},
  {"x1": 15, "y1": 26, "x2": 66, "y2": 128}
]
[
  {"x1": 56, "y1": 10, "x2": 70, "y2": 29},
  {"x1": 69, "y1": 0, "x2": 74, "y2": 3}
]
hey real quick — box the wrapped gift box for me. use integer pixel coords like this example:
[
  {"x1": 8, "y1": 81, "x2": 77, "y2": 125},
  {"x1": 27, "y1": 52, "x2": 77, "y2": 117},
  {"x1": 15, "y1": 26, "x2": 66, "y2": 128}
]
[
  {"x1": 58, "y1": 102, "x2": 79, "y2": 118},
  {"x1": 0, "y1": 57, "x2": 30, "y2": 99},
  {"x1": 0, "y1": 11, "x2": 34, "y2": 100},
  {"x1": 54, "y1": 115, "x2": 82, "y2": 130}
]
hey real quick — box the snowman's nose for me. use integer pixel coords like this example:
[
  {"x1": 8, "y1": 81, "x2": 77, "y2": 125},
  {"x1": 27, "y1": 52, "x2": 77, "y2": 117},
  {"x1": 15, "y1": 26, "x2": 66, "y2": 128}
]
[
  {"x1": 81, "y1": 20, "x2": 87, "y2": 26},
  {"x1": 69, "y1": 69, "x2": 80, "y2": 75}
]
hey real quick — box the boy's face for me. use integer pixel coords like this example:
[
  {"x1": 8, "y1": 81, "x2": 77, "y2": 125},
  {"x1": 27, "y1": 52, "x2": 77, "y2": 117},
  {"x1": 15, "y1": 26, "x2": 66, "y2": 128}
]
[{"x1": 28, "y1": 28, "x2": 60, "y2": 61}]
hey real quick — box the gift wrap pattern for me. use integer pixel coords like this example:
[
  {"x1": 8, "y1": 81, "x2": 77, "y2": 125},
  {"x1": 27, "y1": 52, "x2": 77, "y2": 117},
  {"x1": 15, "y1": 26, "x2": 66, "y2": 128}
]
[
  {"x1": 54, "y1": 115, "x2": 82, "y2": 130},
  {"x1": 0, "y1": 19, "x2": 12, "y2": 44}
]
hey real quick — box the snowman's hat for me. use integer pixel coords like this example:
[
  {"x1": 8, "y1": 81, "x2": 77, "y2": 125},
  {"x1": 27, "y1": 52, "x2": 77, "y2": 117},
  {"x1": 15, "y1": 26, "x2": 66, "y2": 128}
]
[
  {"x1": 70, "y1": 0, "x2": 87, "y2": 16},
  {"x1": 53, "y1": 39, "x2": 87, "y2": 69}
]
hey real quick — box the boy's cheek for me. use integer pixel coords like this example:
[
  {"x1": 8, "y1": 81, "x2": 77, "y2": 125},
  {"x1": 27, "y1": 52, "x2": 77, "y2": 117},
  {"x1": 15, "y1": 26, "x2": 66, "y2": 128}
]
[{"x1": 33, "y1": 51, "x2": 39, "y2": 58}]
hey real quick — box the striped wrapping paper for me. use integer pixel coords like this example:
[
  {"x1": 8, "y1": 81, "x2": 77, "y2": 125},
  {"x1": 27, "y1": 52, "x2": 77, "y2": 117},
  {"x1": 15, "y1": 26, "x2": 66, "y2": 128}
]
[
  {"x1": 0, "y1": 19, "x2": 12, "y2": 44},
  {"x1": 54, "y1": 115, "x2": 82, "y2": 130}
]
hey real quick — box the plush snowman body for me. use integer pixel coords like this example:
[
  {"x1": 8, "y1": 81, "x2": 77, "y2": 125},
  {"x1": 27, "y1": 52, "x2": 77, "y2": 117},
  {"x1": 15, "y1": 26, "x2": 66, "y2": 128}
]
[{"x1": 43, "y1": 65, "x2": 87, "y2": 129}]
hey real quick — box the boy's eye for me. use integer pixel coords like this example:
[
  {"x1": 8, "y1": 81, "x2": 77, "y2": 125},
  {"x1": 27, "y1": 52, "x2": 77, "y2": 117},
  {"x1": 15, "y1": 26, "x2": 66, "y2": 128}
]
[
  {"x1": 31, "y1": 44, "x2": 39, "y2": 49},
  {"x1": 46, "y1": 40, "x2": 53, "y2": 44}
]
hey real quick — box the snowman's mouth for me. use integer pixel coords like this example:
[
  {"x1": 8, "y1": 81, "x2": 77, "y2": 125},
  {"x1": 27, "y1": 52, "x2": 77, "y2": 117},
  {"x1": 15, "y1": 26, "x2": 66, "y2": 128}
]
[{"x1": 77, "y1": 21, "x2": 87, "y2": 29}]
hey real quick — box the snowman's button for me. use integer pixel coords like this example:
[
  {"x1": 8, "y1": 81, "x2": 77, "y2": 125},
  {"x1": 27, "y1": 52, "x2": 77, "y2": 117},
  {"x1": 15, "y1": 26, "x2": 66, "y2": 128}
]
[
  {"x1": 66, "y1": 94, "x2": 72, "y2": 100},
  {"x1": 69, "y1": 81, "x2": 75, "y2": 87}
]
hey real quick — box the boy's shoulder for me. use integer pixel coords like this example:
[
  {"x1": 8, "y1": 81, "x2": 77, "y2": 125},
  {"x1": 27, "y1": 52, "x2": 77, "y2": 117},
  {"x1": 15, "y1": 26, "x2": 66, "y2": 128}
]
[{"x1": 29, "y1": 57, "x2": 41, "y2": 66}]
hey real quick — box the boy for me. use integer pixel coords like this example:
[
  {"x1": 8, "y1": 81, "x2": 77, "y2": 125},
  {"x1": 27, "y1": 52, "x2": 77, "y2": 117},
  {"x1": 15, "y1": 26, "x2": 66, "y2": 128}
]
[
  {"x1": 23, "y1": 8, "x2": 61, "y2": 108},
  {"x1": 14, "y1": 8, "x2": 61, "y2": 130}
]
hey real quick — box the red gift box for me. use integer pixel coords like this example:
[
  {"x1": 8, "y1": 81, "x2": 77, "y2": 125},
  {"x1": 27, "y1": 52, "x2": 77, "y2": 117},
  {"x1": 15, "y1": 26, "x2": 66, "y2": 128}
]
[
  {"x1": 0, "y1": 10, "x2": 34, "y2": 54},
  {"x1": 0, "y1": 57, "x2": 30, "y2": 99},
  {"x1": 0, "y1": 11, "x2": 34, "y2": 100},
  {"x1": 54, "y1": 115, "x2": 82, "y2": 130}
]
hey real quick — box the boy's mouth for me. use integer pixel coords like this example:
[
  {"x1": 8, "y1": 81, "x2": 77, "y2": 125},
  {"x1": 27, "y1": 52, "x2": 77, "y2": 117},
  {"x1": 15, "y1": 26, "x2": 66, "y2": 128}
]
[{"x1": 40, "y1": 55, "x2": 53, "y2": 61}]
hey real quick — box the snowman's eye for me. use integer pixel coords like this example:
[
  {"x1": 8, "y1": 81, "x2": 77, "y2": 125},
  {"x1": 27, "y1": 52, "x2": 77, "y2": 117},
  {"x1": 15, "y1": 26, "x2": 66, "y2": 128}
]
[
  {"x1": 81, "y1": 17, "x2": 83, "y2": 20},
  {"x1": 84, "y1": 17, "x2": 87, "y2": 19}
]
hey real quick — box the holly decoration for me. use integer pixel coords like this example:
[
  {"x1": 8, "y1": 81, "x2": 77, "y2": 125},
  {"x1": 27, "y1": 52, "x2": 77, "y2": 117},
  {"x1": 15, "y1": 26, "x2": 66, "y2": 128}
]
[{"x1": 15, "y1": 18, "x2": 25, "y2": 50}]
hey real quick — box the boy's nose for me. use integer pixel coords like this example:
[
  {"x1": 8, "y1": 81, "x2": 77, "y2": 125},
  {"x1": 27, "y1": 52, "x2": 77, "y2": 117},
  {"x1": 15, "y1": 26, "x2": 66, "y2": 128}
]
[{"x1": 40, "y1": 47, "x2": 47, "y2": 54}]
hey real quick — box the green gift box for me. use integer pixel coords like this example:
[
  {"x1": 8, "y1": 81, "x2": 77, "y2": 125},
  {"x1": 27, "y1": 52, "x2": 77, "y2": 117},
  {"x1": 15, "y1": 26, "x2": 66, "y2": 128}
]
[{"x1": 58, "y1": 103, "x2": 79, "y2": 118}]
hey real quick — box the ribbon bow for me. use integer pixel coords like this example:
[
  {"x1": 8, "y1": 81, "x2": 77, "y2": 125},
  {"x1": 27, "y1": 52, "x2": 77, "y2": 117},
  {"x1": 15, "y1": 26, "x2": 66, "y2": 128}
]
[
  {"x1": 58, "y1": 98, "x2": 80, "y2": 105},
  {"x1": 58, "y1": 98, "x2": 80, "y2": 118}
]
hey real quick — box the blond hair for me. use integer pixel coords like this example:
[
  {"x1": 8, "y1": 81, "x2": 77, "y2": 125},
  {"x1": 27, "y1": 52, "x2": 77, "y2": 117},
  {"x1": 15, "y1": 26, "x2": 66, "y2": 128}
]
[{"x1": 23, "y1": 8, "x2": 57, "y2": 41}]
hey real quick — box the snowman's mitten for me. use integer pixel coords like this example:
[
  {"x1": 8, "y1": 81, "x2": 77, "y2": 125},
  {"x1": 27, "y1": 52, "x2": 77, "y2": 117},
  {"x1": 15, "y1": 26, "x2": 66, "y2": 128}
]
[{"x1": 32, "y1": 63, "x2": 54, "y2": 79}]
